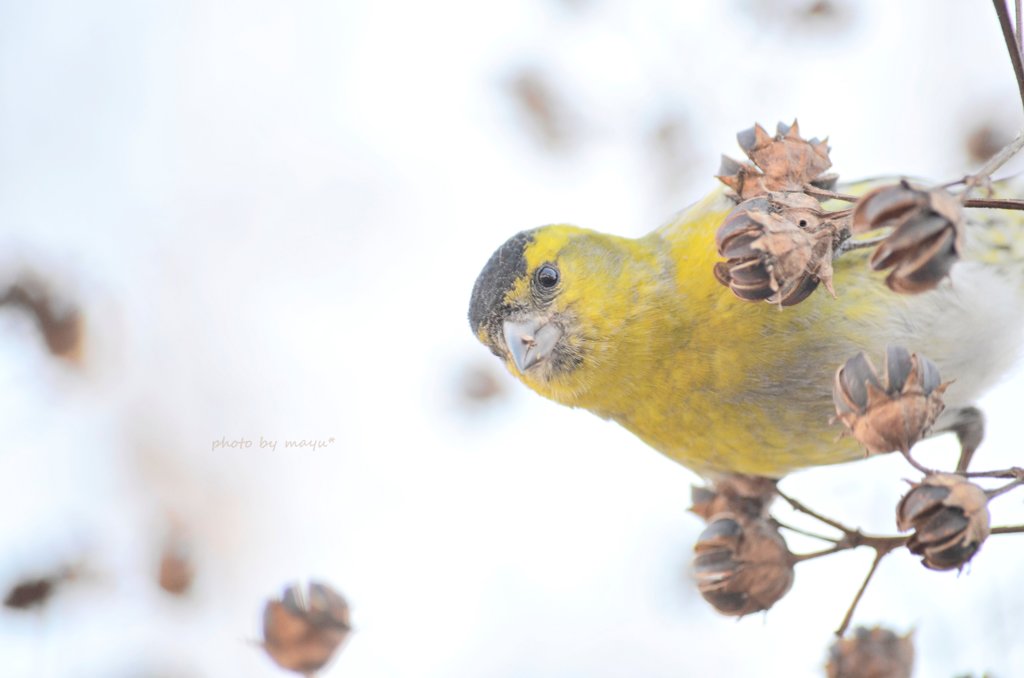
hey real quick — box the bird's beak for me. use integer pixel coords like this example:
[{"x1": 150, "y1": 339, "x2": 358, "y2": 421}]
[{"x1": 503, "y1": 318, "x2": 562, "y2": 373}]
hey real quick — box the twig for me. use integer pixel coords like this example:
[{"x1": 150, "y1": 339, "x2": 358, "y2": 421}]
[
  {"x1": 985, "y1": 476, "x2": 1024, "y2": 499},
  {"x1": 802, "y1": 184, "x2": 860, "y2": 203},
  {"x1": 835, "y1": 545, "x2": 898, "y2": 637},
  {"x1": 963, "y1": 131, "x2": 1024, "y2": 191},
  {"x1": 775, "y1": 482, "x2": 1024, "y2": 636},
  {"x1": 1017, "y1": 0, "x2": 1023, "y2": 55},
  {"x1": 955, "y1": 444, "x2": 976, "y2": 474},
  {"x1": 962, "y1": 466, "x2": 1024, "y2": 480},
  {"x1": 776, "y1": 488, "x2": 907, "y2": 553},
  {"x1": 994, "y1": 0, "x2": 1024, "y2": 114},
  {"x1": 793, "y1": 544, "x2": 848, "y2": 563},
  {"x1": 776, "y1": 489, "x2": 852, "y2": 535},
  {"x1": 899, "y1": 449, "x2": 939, "y2": 476},
  {"x1": 964, "y1": 197, "x2": 1024, "y2": 210},
  {"x1": 955, "y1": 3, "x2": 1024, "y2": 194},
  {"x1": 991, "y1": 524, "x2": 1024, "y2": 534},
  {"x1": 774, "y1": 519, "x2": 841, "y2": 544},
  {"x1": 837, "y1": 234, "x2": 888, "y2": 254}
]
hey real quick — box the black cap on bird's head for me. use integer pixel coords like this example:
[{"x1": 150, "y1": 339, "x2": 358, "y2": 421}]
[
  {"x1": 471, "y1": 224, "x2": 629, "y2": 392},
  {"x1": 467, "y1": 226, "x2": 577, "y2": 380},
  {"x1": 468, "y1": 229, "x2": 535, "y2": 355}
]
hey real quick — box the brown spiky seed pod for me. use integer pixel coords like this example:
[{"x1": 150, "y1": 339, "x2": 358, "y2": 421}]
[
  {"x1": 689, "y1": 474, "x2": 778, "y2": 522},
  {"x1": 692, "y1": 515, "x2": 794, "y2": 616},
  {"x1": 897, "y1": 473, "x2": 990, "y2": 571},
  {"x1": 832, "y1": 346, "x2": 948, "y2": 454},
  {"x1": 826, "y1": 626, "x2": 914, "y2": 678},
  {"x1": 850, "y1": 181, "x2": 964, "y2": 294},
  {"x1": 262, "y1": 581, "x2": 352, "y2": 675},
  {"x1": 714, "y1": 193, "x2": 838, "y2": 306},
  {"x1": 717, "y1": 120, "x2": 836, "y2": 202}
]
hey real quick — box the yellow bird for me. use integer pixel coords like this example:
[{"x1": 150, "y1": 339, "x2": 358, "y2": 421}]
[{"x1": 468, "y1": 165, "x2": 1024, "y2": 477}]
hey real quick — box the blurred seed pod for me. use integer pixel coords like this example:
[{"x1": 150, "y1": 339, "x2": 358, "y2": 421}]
[
  {"x1": 897, "y1": 473, "x2": 990, "y2": 571},
  {"x1": 457, "y1": 361, "x2": 506, "y2": 406},
  {"x1": 4, "y1": 576, "x2": 58, "y2": 611},
  {"x1": 826, "y1": 626, "x2": 914, "y2": 678},
  {"x1": 689, "y1": 474, "x2": 778, "y2": 522},
  {"x1": 714, "y1": 193, "x2": 838, "y2": 306},
  {"x1": 0, "y1": 279, "x2": 83, "y2": 362},
  {"x1": 717, "y1": 120, "x2": 836, "y2": 202},
  {"x1": 158, "y1": 541, "x2": 194, "y2": 596},
  {"x1": 693, "y1": 514, "x2": 794, "y2": 616},
  {"x1": 504, "y1": 68, "x2": 576, "y2": 152},
  {"x1": 850, "y1": 181, "x2": 964, "y2": 294},
  {"x1": 965, "y1": 121, "x2": 1013, "y2": 165},
  {"x1": 262, "y1": 581, "x2": 351, "y2": 675},
  {"x1": 832, "y1": 346, "x2": 948, "y2": 455},
  {"x1": 3, "y1": 566, "x2": 76, "y2": 611}
]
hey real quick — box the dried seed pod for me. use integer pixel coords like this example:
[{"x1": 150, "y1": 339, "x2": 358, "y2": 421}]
[
  {"x1": 262, "y1": 581, "x2": 352, "y2": 675},
  {"x1": 826, "y1": 626, "x2": 914, "y2": 678},
  {"x1": 689, "y1": 474, "x2": 778, "y2": 522},
  {"x1": 717, "y1": 120, "x2": 836, "y2": 201},
  {"x1": 832, "y1": 346, "x2": 948, "y2": 454},
  {"x1": 692, "y1": 515, "x2": 794, "y2": 616},
  {"x1": 897, "y1": 473, "x2": 990, "y2": 571},
  {"x1": 851, "y1": 182, "x2": 964, "y2": 293},
  {"x1": 714, "y1": 193, "x2": 838, "y2": 306}
]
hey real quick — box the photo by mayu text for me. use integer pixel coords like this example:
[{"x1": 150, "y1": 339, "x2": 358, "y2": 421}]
[{"x1": 210, "y1": 436, "x2": 336, "y2": 451}]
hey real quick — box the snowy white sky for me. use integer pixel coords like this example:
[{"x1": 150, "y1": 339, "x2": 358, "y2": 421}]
[{"x1": 1, "y1": 0, "x2": 1023, "y2": 676}]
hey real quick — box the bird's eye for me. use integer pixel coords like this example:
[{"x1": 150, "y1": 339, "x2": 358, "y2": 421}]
[{"x1": 535, "y1": 264, "x2": 560, "y2": 289}]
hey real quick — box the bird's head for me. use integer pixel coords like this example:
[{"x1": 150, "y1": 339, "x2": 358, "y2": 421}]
[{"x1": 468, "y1": 224, "x2": 654, "y2": 404}]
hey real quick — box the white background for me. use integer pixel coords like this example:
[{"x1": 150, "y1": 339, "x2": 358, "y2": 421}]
[{"x1": 1, "y1": 1, "x2": 1023, "y2": 676}]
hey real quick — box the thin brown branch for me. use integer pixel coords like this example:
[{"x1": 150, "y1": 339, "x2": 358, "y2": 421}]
[
  {"x1": 793, "y1": 544, "x2": 847, "y2": 563},
  {"x1": 776, "y1": 489, "x2": 907, "y2": 553},
  {"x1": 964, "y1": 197, "x2": 1024, "y2": 210},
  {"x1": 776, "y1": 488, "x2": 853, "y2": 535},
  {"x1": 775, "y1": 468, "x2": 1019, "y2": 637},
  {"x1": 955, "y1": 445, "x2": 976, "y2": 474},
  {"x1": 1017, "y1": 0, "x2": 1023, "y2": 55},
  {"x1": 773, "y1": 489, "x2": 911, "y2": 637},
  {"x1": 986, "y1": 477, "x2": 1024, "y2": 499},
  {"x1": 963, "y1": 131, "x2": 1024, "y2": 191},
  {"x1": 959, "y1": 2, "x2": 1024, "y2": 193},
  {"x1": 837, "y1": 234, "x2": 888, "y2": 254},
  {"x1": 962, "y1": 466, "x2": 1024, "y2": 480},
  {"x1": 774, "y1": 519, "x2": 841, "y2": 544},
  {"x1": 899, "y1": 449, "x2": 939, "y2": 476},
  {"x1": 992, "y1": 524, "x2": 1024, "y2": 534},
  {"x1": 995, "y1": 0, "x2": 1024, "y2": 114},
  {"x1": 835, "y1": 544, "x2": 899, "y2": 637},
  {"x1": 802, "y1": 184, "x2": 859, "y2": 203}
]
